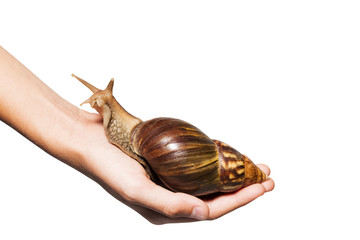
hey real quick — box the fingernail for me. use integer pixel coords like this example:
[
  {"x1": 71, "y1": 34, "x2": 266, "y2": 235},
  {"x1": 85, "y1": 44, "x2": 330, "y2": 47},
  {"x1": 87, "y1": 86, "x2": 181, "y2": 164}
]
[{"x1": 190, "y1": 207, "x2": 207, "y2": 220}]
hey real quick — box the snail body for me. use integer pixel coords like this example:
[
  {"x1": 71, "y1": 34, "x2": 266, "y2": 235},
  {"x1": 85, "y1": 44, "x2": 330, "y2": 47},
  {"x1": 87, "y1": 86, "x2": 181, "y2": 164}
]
[{"x1": 73, "y1": 75, "x2": 267, "y2": 196}]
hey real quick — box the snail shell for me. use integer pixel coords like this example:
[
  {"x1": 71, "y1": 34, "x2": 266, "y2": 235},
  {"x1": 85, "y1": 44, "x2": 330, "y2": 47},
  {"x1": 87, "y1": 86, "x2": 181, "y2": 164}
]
[
  {"x1": 130, "y1": 118, "x2": 266, "y2": 195},
  {"x1": 73, "y1": 75, "x2": 267, "y2": 196}
]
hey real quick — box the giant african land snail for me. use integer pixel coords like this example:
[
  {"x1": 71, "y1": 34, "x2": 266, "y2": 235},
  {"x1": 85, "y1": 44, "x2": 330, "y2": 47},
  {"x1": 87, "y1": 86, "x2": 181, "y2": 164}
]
[{"x1": 73, "y1": 74, "x2": 267, "y2": 196}]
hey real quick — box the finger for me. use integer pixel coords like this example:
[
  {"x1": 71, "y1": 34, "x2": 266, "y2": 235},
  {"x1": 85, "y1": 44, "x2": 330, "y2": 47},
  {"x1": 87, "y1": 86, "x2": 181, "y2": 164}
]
[
  {"x1": 257, "y1": 164, "x2": 271, "y2": 176},
  {"x1": 262, "y1": 177, "x2": 275, "y2": 192},
  {"x1": 128, "y1": 164, "x2": 274, "y2": 221},
  {"x1": 123, "y1": 176, "x2": 210, "y2": 221},
  {"x1": 256, "y1": 164, "x2": 275, "y2": 192},
  {"x1": 204, "y1": 184, "x2": 267, "y2": 220}
]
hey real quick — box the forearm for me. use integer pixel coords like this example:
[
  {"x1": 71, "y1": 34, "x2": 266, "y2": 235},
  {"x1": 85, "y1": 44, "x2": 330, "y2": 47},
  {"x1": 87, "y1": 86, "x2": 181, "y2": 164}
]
[{"x1": 0, "y1": 46, "x2": 91, "y2": 169}]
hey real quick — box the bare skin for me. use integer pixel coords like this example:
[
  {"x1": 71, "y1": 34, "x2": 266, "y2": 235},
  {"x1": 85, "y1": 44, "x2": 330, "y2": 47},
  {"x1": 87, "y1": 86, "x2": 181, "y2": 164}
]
[{"x1": 0, "y1": 46, "x2": 274, "y2": 224}]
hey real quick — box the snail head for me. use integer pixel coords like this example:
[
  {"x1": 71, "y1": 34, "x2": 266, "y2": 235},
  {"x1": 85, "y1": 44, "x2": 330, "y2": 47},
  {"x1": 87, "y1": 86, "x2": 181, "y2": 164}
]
[{"x1": 72, "y1": 74, "x2": 114, "y2": 127}]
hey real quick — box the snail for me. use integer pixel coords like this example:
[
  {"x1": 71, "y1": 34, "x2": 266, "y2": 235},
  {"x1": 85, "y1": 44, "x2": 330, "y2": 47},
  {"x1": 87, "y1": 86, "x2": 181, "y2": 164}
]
[{"x1": 73, "y1": 74, "x2": 267, "y2": 196}]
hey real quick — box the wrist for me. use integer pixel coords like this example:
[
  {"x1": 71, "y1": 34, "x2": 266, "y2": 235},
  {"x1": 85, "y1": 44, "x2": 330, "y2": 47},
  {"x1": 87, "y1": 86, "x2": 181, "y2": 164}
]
[{"x1": 53, "y1": 108, "x2": 102, "y2": 172}]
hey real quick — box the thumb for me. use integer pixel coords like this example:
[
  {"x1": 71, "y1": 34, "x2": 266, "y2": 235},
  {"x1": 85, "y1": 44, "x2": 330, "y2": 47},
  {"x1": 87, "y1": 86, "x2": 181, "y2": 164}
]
[{"x1": 124, "y1": 179, "x2": 209, "y2": 220}]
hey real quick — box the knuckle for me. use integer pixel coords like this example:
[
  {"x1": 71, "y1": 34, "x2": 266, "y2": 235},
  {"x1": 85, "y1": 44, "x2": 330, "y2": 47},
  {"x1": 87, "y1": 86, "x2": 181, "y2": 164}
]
[
  {"x1": 121, "y1": 181, "x2": 143, "y2": 203},
  {"x1": 162, "y1": 199, "x2": 184, "y2": 218}
]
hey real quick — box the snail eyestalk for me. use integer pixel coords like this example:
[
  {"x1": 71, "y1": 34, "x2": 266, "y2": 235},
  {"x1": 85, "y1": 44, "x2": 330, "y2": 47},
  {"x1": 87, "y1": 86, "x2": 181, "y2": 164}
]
[{"x1": 72, "y1": 74, "x2": 99, "y2": 93}]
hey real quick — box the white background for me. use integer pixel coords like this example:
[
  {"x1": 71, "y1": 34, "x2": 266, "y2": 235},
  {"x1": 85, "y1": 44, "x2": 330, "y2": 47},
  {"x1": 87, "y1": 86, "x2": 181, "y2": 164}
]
[{"x1": 1, "y1": 0, "x2": 359, "y2": 239}]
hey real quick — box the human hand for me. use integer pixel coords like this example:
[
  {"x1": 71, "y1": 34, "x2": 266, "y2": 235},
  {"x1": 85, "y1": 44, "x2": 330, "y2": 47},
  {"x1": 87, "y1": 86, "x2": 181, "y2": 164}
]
[
  {"x1": 79, "y1": 113, "x2": 275, "y2": 224},
  {"x1": 0, "y1": 46, "x2": 274, "y2": 224}
]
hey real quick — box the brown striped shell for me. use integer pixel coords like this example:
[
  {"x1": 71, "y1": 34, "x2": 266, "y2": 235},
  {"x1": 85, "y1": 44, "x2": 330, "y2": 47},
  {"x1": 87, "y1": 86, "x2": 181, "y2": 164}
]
[{"x1": 130, "y1": 118, "x2": 267, "y2": 196}]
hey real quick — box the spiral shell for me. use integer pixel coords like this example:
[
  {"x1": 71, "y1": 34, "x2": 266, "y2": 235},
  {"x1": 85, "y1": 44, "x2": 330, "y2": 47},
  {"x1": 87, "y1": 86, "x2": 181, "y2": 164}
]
[{"x1": 130, "y1": 117, "x2": 266, "y2": 196}]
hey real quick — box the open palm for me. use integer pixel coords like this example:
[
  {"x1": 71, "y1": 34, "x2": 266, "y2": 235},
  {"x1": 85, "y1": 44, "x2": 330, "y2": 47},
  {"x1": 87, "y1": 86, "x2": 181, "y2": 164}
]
[{"x1": 80, "y1": 113, "x2": 274, "y2": 224}]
